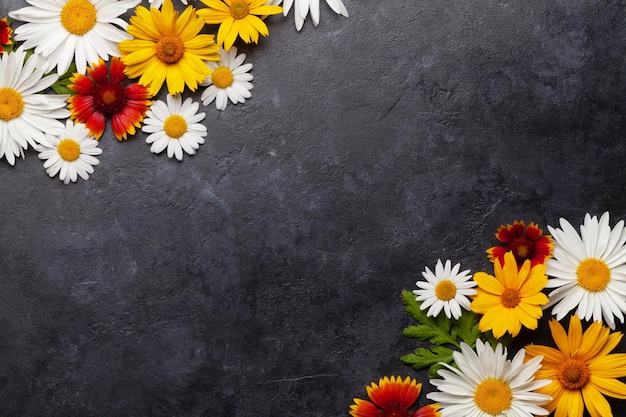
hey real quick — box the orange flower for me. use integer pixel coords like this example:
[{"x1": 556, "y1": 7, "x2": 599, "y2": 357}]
[
  {"x1": 487, "y1": 220, "x2": 553, "y2": 268},
  {"x1": 68, "y1": 57, "x2": 151, "y2": 141},
  {"x1": 349, "y1": 376, "x2": 440, "y2": 417},
  {"x1": 0, "y1": 18, "x2": 13, "y2": 53}
]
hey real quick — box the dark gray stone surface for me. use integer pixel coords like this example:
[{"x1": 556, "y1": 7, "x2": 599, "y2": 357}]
[{"x1": 1, "y1": 0, "x2": 625, "y2": 415}]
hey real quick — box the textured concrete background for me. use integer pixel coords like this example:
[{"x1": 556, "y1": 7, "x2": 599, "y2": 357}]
[{"x1": 1, "y1": 0, "x2": 625, "y2": 416}]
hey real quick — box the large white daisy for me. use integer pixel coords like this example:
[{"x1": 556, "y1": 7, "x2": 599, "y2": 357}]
[
  {"x1": 142, "y1": 94, "x2": 207, "y2": 161},
  {"x1": 427, "y1": 340, "x2": 551, "y2": 417},
  {"x1": 0, "y1": 47, "x2": 69, "y2": 166},
  {"x1": 201, "y1": 46, "x2": 253, "y2": 111},
  {"x1": 545, "y1": 212, "x2": 626, "y2": 329},
  {"x1": 412, "y1": 259, "x2": 476, "y2": 320},
  {"x1": 9, "y1": 0, "x2": 141, "y2": 75},
  {"x1": 282, "y1": 0, "x2": 348, "y2": 31},
  {"x1": 37, "y1": 119, "x2": 102, "y2": 184}
]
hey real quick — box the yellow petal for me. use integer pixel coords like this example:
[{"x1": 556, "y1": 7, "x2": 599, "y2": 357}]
[
  {"x1": 581, "y1": 383, "x2": 613, "y2": 417},
  {"x1": 473, "y1": 271, "x2": 504, "y2": 295}
]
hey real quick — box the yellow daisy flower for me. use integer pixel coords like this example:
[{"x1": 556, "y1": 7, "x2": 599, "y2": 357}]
[
  {"x1": 197, "y1": 0, "x2": 283, "y2": 50},
  {"x1": 118, "y1": 0, "x2": 220, "y2": 96},
  {"x1": 470, "y1": 250, "x2": 549, "y2": 338},
  {"x1": 525, "y1": 315, "x2": 626, "y2": 417}
]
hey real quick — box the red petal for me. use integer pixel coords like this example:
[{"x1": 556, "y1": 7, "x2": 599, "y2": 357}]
[
  {"x1": 413, "y1": 404, "x2": 441, "y2": 417},
  {"x1": 87, "y1": 59, "x2": 110, "y2": 84},
  {"x1": 349, "y1": 400, "x2": 379, "y2": 417},
  {"x1": 85, "y1": 112, "x2": 106, "y2": 139},
  {"x1": 109, "y1": 56, "x2": 126, "y2": 83}
]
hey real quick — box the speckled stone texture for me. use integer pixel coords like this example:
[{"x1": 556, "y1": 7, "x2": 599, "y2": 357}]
[{"x1": 0, "y1": 0, "x2": 625, "y2": 416}]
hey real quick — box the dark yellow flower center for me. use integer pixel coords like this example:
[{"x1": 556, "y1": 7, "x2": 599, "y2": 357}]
[
  {"x1": 57, "y1": 139, "x2": 81, "y2": 162},
  {"x1": 379, "y1": 403, "x2": 410, "y2": 417},
  {"x1": 230, "y1": 0, "x2": 250, "y2": 19},
  {"x1": 577, "y1": 258, "x2": 610, "y2": 292},
  {"x1": 500, "y1": 288, "x2": 521, "y2": 308},
  {"x1": 155, "y1": 36, "x2": 185, "y2": 64},
  {"x1": 557, "y1": 358, "x2": 590, "y2": 390},
  {"x1": 163, "y1": 115, "x2": 187, "y2": 138},
  {"x1": 435, "y1": 280, "x2": 457, "y2": 301},
  {"x1": 61, "y1": 0, "x2": 97, "y2": 36},
  {"x1": 0, "y1": 88, "x2": 24, "y2": 121},
  {"x1": 509, "y1": 237, "x2": 535, "y2": 263},
  {"x1": 211, "y1": 66, "x2": 234, "y2": 89},
  {"x1": 474, "y1": 378, "x2": 512, "y2": 415},
  {"x1": 93, "y1": 81, "x2": 126, "y2": 117}
]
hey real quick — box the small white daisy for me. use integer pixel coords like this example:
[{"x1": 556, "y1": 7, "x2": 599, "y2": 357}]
[
  {"x1": 545, "y1": 212, "x2": 626, "y2": 329},
  {"x1": 37, "y1": 120, "x2": 102, "y2": 184},
  {"x1": 282, "y1": 0, "x2": 348, "y2": 31},
  {"x1": 148, "y1": 0, "x2": 192, "y2": 8},
  {"x1": 142, "y1": 94, "x2": 207, "y2": 161},
  {"x1": 427, "y1": 340, "x2": 552, "y2": 417},
  {"x1": 201, "y1": 46, "x2": 253, "y2": 111},
  {"x1": 9, "y1": 0, "x2": 141, "y2": 75},
  {"x1": 0, "y1": 47, "x2": 69, "y2": 166},
  {"x1": 413, "y1": 259, "x2": 476, "y2": 319}
]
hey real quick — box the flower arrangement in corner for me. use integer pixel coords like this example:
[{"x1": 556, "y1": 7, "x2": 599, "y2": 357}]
[
  {"x1": 0, "y1": 0, "x2": 349, "y2": 183},
  {"x1": 350, "y1": 212, "x2": 626, "y2": 417}
]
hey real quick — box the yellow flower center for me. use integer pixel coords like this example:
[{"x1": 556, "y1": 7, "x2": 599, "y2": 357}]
[
  {"x1": 500, "y1": 288, "x2": 521, "y2": 308},
  {"x1": 474, "y1": 378, "x2": 512, "y2": 415},
  {"x1": 557, "y1": 358, "x2": 590, "y2": 390},
  {"x1": 577, "y1": 258, "x2": 610, "y2": 292},
  {"x1": 61, "y1": 0, "x2": 97, "y2": 36},
  {"x1": 435, "y1": 280, "x2": 457, "y2": 301},
  {"x1": 0, "y1": 88, "x2": 24, "y2": 121},
  {"x1": 230, "y1": 0, "x2": 250, "y2": 19},
  {"x1": 57, "y1": 139, "x2": 81, "y2": 162},
  {"x1": 509, "y1": 237, "x2": 535, "y2": 264},
  {"x1": 163, "y1": 115, "x2": 187, "y2": 139},
  {"x1": 212, "y1": 66, "x2": 234, "y2": 89},
  {"x1": 155, "y1": 36, "x2": 185, "y2": 64}
]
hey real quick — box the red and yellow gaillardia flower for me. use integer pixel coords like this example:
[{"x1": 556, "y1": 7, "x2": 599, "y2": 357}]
[
  {"x1": 0, "y1": 18, "x2": 13, "y2": 53},
  {"x1": 119, "y1": 0, "x2": 220, "y2": 97},
  {"x1": 525, "y1": 315, "x2": 626, "y2": 417},
  {"x1": 487, "y1": 220, "x2": 554, "y2": 269},
  {"x1": 197, "y1": 0, "x2": 283, "y2": 51},
  {"x1": 68, "y1": 57, "x2": 151, "y2": 141},
  {"x1": 471, "y1": 250, "x2": 549, "y2": 338},
  {"x1": 349, "y1": 376, "x2": 440, "y2": 417}
]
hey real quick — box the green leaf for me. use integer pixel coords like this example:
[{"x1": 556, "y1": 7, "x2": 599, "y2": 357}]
[
  {"x1": 400, "y1": 346, "x2": 455, "y2": 377},
  {"x1": 453, "y1": 308, "x2": 482, "y2": 346},
  {"x1": 401, "y1": 290, "x2": 459, "y2": 347}
]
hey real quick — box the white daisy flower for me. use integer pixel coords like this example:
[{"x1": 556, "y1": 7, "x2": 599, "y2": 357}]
[
  {"x1": 201, "y1": 46, "x2": 253, "y2": 111},
  {"x1": 282, "y1": 0, "x2": 348, "y2": 31},
  {"x1": 545, "y1": 211, "x2": 626, "y2": 329},
  {"x1": 148, "y1": 0, "x2": 191, "y2": 8},
  {"x1": 142, "y1": 94, "x2": 207, "y2": 161},
  {"x1": 412, "y1": 259, "x2": 476, "y2": 319},
  {"x1": 427, "y1": 340, "x2": 552, "y2": 417},
  {"x1": 9, "y1": 0, "x2": 141, "y2": 75},
  {"x1": 37, "y1": 119, "x2": 102, "y2": 184},
  {"x1": 0, "y1": 47, "x2": 69, "y2": 166}
]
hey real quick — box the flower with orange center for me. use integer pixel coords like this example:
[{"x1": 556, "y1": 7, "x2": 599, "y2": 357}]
[
  {"x1": 525, "y1": 315, "x2": 626, "y2": 417},
  {"x1": 0, "y1": 18, "x2": 13, "y2": 53},
  {"x1": 67, "y1": 57, "x2": 151, "y2": 141},
  {"x1": 487, "y1": 220, "x2": 554, "y2": 269},
  {"x1": 119, "y1": 0, "x2": 220, "y2": 97},
  {"x1": 470, "y1": 250, "x2": 549, "y2": 338},
  {"x1": 349, "y1": 376, "x2": 440, "y2": 417},
  {"x1": 197, "y1": 0, "x2": 283, "y2": 51}
]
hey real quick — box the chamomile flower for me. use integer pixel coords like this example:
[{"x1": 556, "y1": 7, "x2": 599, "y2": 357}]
[
  {"x1": 201, "y1": 46, "x2": 253, "y2": 111},
  {"x1": 119, "y1": 0, "x2": 220, "y2": 96},
  {"x1": 0, "y1": 47, "x2": 69, "y2": 166},
  {"x1": 36, "y1": 119, "x2": 102, "y2": 184},
  {"x1": 282, "y1": 0, "x2": 348, "y2": 31},
  {"x1": 412, "y1": 259, "x2": 476, "y2": 320},
  {"x1": 142, "y1": 94, "x2": 207, "y2": 161},
  {"x1": 9, "y1": 0, "x2": 140, "y2": 75},
  {"x1": 197, "y1": 0, "x2": 283, "y2": 51},
  {"x1": 427, "y1": 340, "x2": 551, "y2": 417},
  {"x1": 545, "y1": 212, "x2": 626, "y2": 329}
]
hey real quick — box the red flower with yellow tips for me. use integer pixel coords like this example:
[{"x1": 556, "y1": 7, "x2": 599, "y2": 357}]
[
  {"x1": 349, "y1": 376, "x2": 440, "y2": 417},
  {"x1": 68, "y1": 57, "x2": 151, "y2": 141},
  {"x1": 487, "y1": 220, "x2": 553, "y2": 268},
  {"x1": 0, "y1": 18, "x2": 13, "y2": 53}
]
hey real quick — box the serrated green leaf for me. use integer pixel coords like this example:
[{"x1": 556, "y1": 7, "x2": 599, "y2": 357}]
[
  {"x1": 401, "y1": 290, "x2": 459, "y2": 347},
  {"x1": 400, "y1": 345, "x2": 455, "y2": 377},
  {"x1": 453, "y1": 308, "x2": 482, "y2": 346}
]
